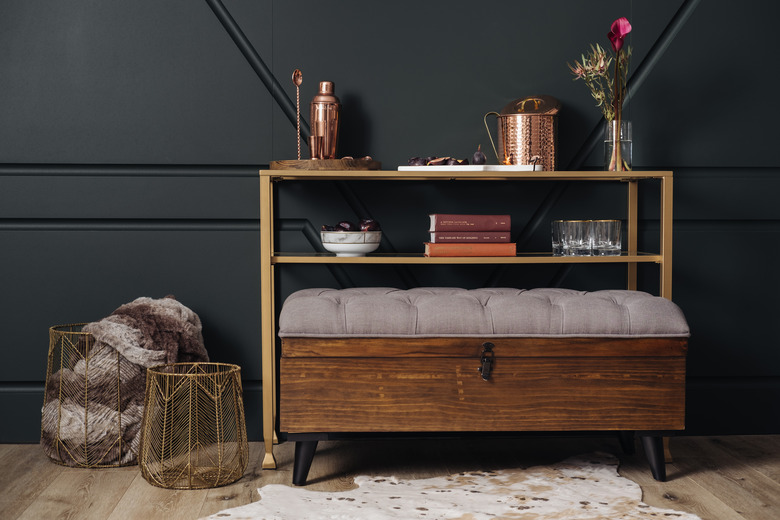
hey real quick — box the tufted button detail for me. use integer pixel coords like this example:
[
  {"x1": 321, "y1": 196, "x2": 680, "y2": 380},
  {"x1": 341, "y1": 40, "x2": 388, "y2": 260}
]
[{"x1": 278, "y1": 288, "x2": 689, "y2": 338}]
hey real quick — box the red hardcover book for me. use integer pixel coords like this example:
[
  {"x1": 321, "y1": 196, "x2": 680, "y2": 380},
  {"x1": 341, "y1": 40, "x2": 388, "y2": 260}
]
[
  {"x1": 429, "y1": 231, "x2": 511, "y2": 243},
  {"x1": 428, "y1": 214, "x2": 511, "y2": 232},
  {"x1": 424, "y1": 242, "x2": 517, "y2": 257}
]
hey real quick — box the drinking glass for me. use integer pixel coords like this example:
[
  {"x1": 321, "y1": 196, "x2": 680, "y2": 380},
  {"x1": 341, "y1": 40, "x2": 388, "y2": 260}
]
[
  {"x1": 563, "y1": 220, "x2": 592, "y2": 256},
  {"x1": 592, "y1": 219, "x2": 622, "y2": 256},
  {"x1": 551, "y1": 220, "x2": 565, "y2": 256}
]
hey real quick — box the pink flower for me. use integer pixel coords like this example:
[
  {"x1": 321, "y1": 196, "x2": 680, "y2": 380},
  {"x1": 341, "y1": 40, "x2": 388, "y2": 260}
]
[{"x1": 608, "y1": 17, "x2": 632, "y2": 52}]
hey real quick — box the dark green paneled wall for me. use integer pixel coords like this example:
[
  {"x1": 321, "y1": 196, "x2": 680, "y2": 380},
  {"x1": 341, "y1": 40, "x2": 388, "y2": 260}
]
[{"x1": 1, "y1": 0, "x2": 778, "y2": 442}]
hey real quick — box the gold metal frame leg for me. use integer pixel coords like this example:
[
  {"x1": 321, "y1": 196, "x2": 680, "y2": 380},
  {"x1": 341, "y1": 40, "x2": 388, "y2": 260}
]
[{"x1": 259, "y1": 173, "x2": 277, "y2": 470}]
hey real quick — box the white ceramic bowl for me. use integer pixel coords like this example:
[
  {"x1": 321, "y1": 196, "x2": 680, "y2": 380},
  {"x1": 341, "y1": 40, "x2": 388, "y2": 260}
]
[{"x1": 321, "y1": 231, "x2": 382, "y2": 257}]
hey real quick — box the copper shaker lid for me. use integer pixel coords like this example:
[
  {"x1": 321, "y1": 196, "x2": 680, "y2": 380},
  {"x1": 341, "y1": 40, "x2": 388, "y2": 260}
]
[
  {"x1": 499, "y1": 95, "x2": 560, "y2": 116},
  {"x1": 312, "y1": 81, "x2": 340, "y2": 104}
]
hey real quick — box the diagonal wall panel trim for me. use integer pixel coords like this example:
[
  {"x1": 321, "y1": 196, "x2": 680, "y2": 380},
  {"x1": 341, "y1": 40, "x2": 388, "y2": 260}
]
[{"x1": 205, "y1": 0, "x2": 311, "y2": 143}]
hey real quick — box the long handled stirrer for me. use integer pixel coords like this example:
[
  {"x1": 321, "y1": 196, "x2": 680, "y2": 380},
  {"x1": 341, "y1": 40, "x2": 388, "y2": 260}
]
[{"x1": 292, "y1": 69, "x2": 302, "y2": 160}]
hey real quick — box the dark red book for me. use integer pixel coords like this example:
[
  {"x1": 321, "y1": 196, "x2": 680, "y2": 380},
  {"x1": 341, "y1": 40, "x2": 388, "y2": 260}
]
[
  {"x1": 424, "y1": 242, "x2": 517, "y2": 257},
  {"x1": 429, "y1": 231, "x2": 511, "y2": 243},
  {"x1": 428, "y1": 214, "x2": 511, "y2": 232}
]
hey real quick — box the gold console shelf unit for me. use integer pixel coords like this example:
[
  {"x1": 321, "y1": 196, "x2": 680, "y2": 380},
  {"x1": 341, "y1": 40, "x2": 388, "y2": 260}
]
[{"x1": 258, "y1": 169, "x2": 674, "y2": 469}]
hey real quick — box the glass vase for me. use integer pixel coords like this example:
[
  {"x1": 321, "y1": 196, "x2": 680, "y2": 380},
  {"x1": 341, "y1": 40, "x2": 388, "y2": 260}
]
[{"x1": 604, "y1": 120, "x2": 632, "y2": 171}]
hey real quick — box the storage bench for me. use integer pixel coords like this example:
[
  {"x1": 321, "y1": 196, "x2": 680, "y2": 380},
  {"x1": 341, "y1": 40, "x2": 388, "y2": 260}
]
[{"x1": 278, "y1": 287, "x2": 690, "y2": 485}]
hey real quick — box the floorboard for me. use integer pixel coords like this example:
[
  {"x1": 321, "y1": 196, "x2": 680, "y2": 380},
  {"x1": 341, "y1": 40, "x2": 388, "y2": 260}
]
[
  {"x1": 17, "y1": 467, "x2": 136, "y2": 520},
  {"x1": 106, "y1": 471, "x2": 206, "y2": 520},
  {"x1": 1, "y1": 435, "x2": 778, "y2": 520},
  {"x1": 667, "y1": 437, "x2": 780, "y2": 520},
  {"x1": 0, "y1": 444, "x2": 66, "y2": 519},
  {"x1": 197, "y1": 443, "x2": 265, "y2": 519}
]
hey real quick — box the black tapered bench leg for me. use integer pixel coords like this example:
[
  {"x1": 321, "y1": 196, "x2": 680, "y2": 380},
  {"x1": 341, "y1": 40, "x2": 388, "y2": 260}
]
[
  {"x1": 292, "y1": 440, "x2": 319, "y2": 486},
  {"x1": 641, "y1": 435, "x2": 667, "y2": 482}
]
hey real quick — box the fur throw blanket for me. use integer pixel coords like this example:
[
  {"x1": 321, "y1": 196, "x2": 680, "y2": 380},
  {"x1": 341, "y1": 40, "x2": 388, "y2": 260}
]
[{"x1": 41, "y1": 296, "x2": 209, "y2": 466}]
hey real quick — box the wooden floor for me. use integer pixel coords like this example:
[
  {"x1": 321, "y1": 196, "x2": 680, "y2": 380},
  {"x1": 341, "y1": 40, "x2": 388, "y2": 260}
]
[{"x1": 1, "y1": 435, "x2": 779, "y2": 519}]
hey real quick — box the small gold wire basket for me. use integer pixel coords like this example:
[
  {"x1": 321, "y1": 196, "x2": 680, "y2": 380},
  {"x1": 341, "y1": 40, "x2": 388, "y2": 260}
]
[
  {"x1": 139, "y1": 362, "x2": 248, "y2": 489},
  {"x1": 41, "y1": 324, "x2": 138, "y2": 468}
]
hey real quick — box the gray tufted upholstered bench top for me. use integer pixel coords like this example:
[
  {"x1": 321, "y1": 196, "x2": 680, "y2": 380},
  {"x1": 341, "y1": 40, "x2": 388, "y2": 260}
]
[{"x1": 278, "y1": 287, "x2": 690, "y2": 339}]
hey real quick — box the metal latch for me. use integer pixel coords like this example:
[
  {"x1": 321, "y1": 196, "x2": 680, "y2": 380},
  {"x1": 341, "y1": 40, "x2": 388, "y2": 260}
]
[{"x1": 478, "y1": 342, "x2": 495, "y2": 381}]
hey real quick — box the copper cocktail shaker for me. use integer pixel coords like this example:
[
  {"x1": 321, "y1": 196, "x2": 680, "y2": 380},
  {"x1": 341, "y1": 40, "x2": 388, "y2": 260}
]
[{"x1": 309, "y1": 81, "x2": 340, "y2": 159}]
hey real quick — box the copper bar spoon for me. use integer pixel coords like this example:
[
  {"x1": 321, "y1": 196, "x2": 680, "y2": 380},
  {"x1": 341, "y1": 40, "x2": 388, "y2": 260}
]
[{"x1": 292, "y1": 69, "x2": 302, "y2": 160}]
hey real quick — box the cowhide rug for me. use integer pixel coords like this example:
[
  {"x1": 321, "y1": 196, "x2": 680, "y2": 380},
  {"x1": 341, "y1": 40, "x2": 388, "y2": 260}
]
[{"x1": 202, "y1": 453, "x2": 700, "y2": 520}]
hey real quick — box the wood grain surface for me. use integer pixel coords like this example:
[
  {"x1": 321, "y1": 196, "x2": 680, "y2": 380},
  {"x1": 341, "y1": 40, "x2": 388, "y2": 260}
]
[
  {"x1": 281, "y1": 336, "x2": 689, "y2": 358},
  {"x1": 280, "y1": 355, "x2": 686, "y2": 432},
  {"x1": 3, "y1": 436, "x2": 779, "y2": 519},
  {"x1": 270, "y1": 159, "x2": 382, "y2": 170}
]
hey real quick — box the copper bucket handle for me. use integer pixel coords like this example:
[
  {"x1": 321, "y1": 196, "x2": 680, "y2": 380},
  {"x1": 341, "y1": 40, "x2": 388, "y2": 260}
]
[
  {"x1": 483, "y1": 111, "x2": 501, "y2": 163},
  {"x1": 516, "y1": 97, "x2": 544, "y2": 112}
]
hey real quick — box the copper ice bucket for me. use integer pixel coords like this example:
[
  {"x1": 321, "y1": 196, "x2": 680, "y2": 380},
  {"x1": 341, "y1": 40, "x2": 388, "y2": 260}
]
[{"x1": 484, "y1": 95, "x2": 560, "y2": 171}]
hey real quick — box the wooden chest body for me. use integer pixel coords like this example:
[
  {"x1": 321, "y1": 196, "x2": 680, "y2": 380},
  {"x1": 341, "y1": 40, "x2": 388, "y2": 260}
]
[{"x1": 280, "y1": 336, "x2": 687, "y2": 434}]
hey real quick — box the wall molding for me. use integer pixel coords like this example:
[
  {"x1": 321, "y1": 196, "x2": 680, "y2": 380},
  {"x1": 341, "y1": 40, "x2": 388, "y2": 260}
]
[
  {"x1": 0, "y1": 164, "x2": 265, "y2": 178},
  {"x1": 0, "y1": 219, "x2": 260, "y2": 231}
]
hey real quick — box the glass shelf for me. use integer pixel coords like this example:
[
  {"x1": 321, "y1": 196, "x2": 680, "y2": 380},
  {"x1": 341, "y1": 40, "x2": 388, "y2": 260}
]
[{"x1": 271, "y1": 252, "x2": 662, "y2": 264}]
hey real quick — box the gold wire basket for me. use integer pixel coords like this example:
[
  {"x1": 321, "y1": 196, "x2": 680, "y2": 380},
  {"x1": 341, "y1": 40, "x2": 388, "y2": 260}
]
[
  {"x1": 41, "y1": 324, "x2": 139, "y2": 468},
  {"x1": 139, "y1": 362, "x2": 248, "y2": 489}
]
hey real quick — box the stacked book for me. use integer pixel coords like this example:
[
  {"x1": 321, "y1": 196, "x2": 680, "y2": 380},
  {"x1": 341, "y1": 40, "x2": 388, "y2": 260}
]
[{"x1": 424, "y1": 214, "x2": 516, "y2": 256}]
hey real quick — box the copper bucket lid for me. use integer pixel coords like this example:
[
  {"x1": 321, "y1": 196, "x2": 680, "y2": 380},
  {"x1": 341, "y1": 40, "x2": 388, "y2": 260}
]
[{"x1": 498, "y1": 95, "x2": 560, "y2": 116}]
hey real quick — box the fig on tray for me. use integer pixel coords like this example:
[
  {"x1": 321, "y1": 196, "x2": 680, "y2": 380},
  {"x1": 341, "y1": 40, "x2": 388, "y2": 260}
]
[
  {"x1": 447, "y1": 157, "x2": 469, "y2": 165},
  {"x1": 472, "y1": 145, "x2": 487, "y2": 165},
  {"x1": 407, "y1": 156, "x2": 471, "y2": 166},
  {"x1": 427, "y1": 157, "x2": 448, "y2": 166}
]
